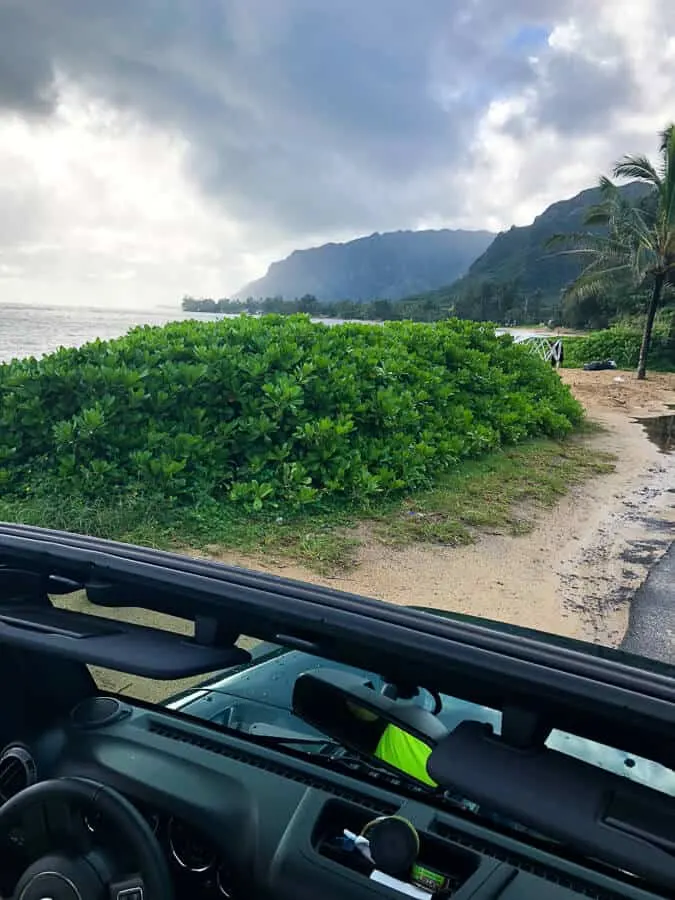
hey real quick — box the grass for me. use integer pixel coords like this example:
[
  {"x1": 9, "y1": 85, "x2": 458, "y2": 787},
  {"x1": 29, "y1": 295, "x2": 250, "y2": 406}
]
[
  {"x1": 370, "y1": 439, "x2": 615, "y2": 548},
  {"x1": 0, "y1": 437, "x2": 615, "y2": 575},
  {"x1": 0, "y1": 491, "x2": 361, "y2": 576}
]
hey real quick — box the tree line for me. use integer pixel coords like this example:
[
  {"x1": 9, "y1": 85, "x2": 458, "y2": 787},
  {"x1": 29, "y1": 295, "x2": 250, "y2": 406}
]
[{"x1": 181, "y1": 281, "x2": 558, "y2": 327}]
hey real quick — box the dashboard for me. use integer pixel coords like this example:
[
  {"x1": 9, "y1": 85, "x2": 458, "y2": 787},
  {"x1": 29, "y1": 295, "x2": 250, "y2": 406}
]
[{"x1": 0, "y1": 695, "x2": 667, "y2": 900}]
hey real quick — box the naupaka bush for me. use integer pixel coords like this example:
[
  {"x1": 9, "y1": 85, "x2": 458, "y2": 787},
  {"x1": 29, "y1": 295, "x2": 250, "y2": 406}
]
[{"x1": 0, "y1": 315, "x2": 583, "y2": 509}]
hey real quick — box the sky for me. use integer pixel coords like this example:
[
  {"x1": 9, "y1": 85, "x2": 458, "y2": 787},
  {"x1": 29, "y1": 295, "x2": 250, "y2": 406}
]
[{"x1": 1, "y1": 0, "x2": 674, "y2": 308}]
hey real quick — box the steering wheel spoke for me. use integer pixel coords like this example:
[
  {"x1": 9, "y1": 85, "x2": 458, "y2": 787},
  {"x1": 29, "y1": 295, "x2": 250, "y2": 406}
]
[
  {"x1": 43, "y1": 797, "x2": 94, "y2": 854},
  {"x1": 1, "y1": 795, "x2": 93, "y2": 861},
  {"x1": 4, "y1": 802, "x2": 50, "y2": 859}
]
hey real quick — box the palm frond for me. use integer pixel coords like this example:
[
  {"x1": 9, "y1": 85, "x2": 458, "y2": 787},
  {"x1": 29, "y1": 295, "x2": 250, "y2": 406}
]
[
  {"x1": 659, "y1": 124, "x2": 675, "y2": 154},
  {"x1": 563, "y1": 264, "x2": 634, "y2": 301},
  {"x1": 556, "y1": 125, "x2": 675, "y2": 329},
  {"x1": 598, "y1": 174, "x2": 619, "y2": 194},
  {"x1": 613, "y1": 154, "x2": 662, "y2": 188},
  {"x1": 623, "y1": 206, "x2": 658, "y2": 250},
  {"x1": 584, "y1": 209, "x2": 611, "y2": 227},
  {"x1": 545, "y1": 231, "x2": 607, "y2": 250},
  {"x1": 660, "y1": 124, "x2": 675, "y2": 231}
]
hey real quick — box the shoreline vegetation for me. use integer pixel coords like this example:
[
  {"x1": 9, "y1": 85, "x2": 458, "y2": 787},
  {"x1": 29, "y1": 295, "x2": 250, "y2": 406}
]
[
  {"x1": 0, "y1": 314, "x2": 613, "y2": 574},
  {"x1": 7, "y1": 122, "x2": 675, "y2": 575},
  {"x1": 181, "y1": 298, "x2": 675, "y2": 374}
]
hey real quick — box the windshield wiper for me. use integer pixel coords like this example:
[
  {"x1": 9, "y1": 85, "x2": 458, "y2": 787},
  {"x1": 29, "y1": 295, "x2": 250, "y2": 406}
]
[{"x1": 246, "y1": 735, "x2": 334, "y2": 748}]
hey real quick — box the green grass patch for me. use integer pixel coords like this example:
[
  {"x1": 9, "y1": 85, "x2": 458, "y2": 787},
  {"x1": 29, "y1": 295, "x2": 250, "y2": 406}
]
[
  {"x1": 369, "y1": 438, "x2": 615, "y2": 549},
  {"x1": 0, "y1": 437, "x2": 615, "y2": 574},
  {"x1": 0, "y1": 491, "x2": 359, "y2": 576}
]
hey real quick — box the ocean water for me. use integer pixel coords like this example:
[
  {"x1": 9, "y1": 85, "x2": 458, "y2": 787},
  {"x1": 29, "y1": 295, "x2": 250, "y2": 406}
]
[{"x1": 0, "y1": 304, "x2": 221, "y2": 364}]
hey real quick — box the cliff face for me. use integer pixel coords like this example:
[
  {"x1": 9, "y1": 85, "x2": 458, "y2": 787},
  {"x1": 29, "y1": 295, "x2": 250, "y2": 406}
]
[{"x1": 236, "y1": 228, "x2": 495, "y2": 301}]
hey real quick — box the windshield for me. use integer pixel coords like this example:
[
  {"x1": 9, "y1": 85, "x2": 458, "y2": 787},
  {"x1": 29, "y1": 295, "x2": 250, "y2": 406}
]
[{"x1": 168, "y1": 684, "x2": 675, "y2": 800}]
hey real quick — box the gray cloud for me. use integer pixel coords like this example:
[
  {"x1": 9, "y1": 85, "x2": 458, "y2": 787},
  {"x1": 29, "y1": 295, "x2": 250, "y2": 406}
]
[
  {"x1": 0, "y1": 0, "x2": 569, "y2": 239},
  {"x1": 0, "y1": 5, "x2": 56, "y2": 115},
  {"x1": 534, "y1": 48, "x2": 639, "y2": 135},
  {"x1": 0, "y1": 0, "x2": 672, "y2": 301}
]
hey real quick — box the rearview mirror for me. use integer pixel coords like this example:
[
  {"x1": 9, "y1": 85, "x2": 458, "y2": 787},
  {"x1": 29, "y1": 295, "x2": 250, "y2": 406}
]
[{"x1": 292, "y1": 670, "x2": 448, "y2": 786}]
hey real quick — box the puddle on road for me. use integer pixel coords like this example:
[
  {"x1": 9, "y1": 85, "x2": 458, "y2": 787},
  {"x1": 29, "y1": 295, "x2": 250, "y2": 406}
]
[{"x1": 633, "y1": 411, "x2": 675, "y2": 454}]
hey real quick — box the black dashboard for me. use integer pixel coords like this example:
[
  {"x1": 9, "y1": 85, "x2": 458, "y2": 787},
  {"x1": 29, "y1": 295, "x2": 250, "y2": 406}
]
[{"x1": 0, "y1": 695, "x2": 666, "y2": 900}]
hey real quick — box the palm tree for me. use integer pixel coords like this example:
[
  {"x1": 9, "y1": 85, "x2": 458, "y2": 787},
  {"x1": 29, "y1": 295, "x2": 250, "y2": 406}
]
[{"x1": 549, "y1": 125, "x2": 675, "y2": 379}]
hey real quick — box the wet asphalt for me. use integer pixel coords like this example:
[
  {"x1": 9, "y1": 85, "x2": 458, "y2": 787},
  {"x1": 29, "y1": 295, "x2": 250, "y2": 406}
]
[{"x1": 622, "y1": 539, "x2": 675, "y2": 662}]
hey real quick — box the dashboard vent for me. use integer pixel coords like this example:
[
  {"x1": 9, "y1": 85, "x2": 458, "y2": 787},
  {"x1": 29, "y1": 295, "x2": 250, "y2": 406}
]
[
  {"x1": 432, "y1": 821, "x2": 634, "y2": 900},
  {"x1": 148, "y1": 719, "x2": 396, "y2": 815},
  {"x1": 0, "y1": 745, "x2": 37, "y2": 805}
]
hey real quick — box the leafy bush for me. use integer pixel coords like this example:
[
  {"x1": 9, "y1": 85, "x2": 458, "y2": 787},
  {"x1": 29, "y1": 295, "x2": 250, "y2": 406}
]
[
  {"x1": 0, "y1": 316, "x2": 583, "y2": 510},
  {"x1": 562, "y1": 326, "x2": 675, "y2": 371}
]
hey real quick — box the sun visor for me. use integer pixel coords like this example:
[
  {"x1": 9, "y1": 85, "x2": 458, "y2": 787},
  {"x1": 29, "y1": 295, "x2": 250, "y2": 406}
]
[
  {"x1": 428, "y1": 720, "x2": 675, "y2": 892},
  {"x1": 0, "y1": 604, "x2": 249, "y2": 678}
]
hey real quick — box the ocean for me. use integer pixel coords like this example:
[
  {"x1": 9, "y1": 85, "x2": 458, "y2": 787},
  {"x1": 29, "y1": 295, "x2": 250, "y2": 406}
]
[{"x1": 0, "y1": 304, "x2": 221, "y2": 364}]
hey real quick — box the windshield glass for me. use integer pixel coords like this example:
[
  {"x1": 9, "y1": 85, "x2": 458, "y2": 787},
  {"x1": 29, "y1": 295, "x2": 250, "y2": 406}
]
[
  {"x1": 168, "y1": 685, "x2": 675, "y2": 800},
  {"x1": 49, "y1": 588, "x2": 675, "y2": 808}
]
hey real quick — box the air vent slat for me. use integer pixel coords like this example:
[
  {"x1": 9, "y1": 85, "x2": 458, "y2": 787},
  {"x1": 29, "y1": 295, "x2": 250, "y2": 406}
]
[
  {"x1": 0, "y1": 745, "x2": 37, "y2": 804},
  {"x1": 147, "y1": 720, "x2": 395, "y2": 815}
]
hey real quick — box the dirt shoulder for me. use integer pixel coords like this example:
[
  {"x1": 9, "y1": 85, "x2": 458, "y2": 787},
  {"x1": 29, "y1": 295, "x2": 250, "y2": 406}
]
[{"x1": 204, "y1": 370, "x2": 675, "y2": 648}]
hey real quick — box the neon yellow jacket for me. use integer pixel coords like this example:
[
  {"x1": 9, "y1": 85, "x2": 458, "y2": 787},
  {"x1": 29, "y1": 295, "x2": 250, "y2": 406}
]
[{"x1": 374, "y1": 724, "x2": 437, "y2": 787}]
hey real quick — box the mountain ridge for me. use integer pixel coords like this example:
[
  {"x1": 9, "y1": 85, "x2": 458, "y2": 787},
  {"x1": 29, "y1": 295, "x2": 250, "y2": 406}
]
[
  {"x1": 235, "y1": 228, "x2": 495, "y2": 302},
  {"x1": 454, "y1": 181, "x2": 649, "y2": 298}
]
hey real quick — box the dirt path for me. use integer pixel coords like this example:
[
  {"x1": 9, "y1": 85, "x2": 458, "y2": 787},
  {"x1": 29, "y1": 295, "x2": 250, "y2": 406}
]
[{"x1": 205, "y1": 370, "x2": 675, "y2": 648}]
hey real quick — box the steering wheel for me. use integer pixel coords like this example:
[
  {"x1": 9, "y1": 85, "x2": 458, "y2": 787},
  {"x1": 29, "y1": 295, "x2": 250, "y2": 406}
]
[{"x1": 0, "y1": 777, "x2": 173, "y2": 900}]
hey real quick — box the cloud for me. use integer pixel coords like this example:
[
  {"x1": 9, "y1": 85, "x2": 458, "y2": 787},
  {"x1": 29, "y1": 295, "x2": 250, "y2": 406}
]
[
  {"x1": 450, "y1": 0, "x2": 675, "y2": 229},
  {"x1": 0, "y1": 0, "x2": 674, "y2": 304},
  {"x1": 0, "y1": 6, "x2": 56, "y2": 115},
  {"x1": 0, "y1": 1, "x2": 554, "y2": 232},
  {"x1": 0, "y1": 88, "x2": 254, "y2": 307}
]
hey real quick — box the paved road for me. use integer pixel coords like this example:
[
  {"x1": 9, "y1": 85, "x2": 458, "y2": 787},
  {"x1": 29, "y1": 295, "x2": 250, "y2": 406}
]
[{"x1": 622, "y1": 541, "x2": 675, "y2": 662}]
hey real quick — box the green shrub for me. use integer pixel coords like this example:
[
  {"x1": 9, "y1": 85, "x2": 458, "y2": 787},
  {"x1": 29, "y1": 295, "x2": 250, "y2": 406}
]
[
  {"x1": 0, "y1": 316, "x2": 583, "y2": 510},
  {"x1": 562, "y1": 326, "x2": 675, "y2": 371}
]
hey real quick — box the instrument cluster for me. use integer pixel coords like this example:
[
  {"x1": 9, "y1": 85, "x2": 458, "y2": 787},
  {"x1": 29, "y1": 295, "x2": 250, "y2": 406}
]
[{"x1": 84, "y1": 798, "x2": 235, "y2": 897}]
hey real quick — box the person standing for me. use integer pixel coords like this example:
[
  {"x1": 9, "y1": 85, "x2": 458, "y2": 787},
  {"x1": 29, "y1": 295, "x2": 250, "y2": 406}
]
[{"x1": 550, "y1": 339, "x2": 563, "y2": 369}]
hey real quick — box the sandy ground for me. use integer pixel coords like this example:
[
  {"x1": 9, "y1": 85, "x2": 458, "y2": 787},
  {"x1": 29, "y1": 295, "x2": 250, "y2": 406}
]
[
  {"x1": 57, "y1": 369, "x2": 675, "y2": 700},
  {"x1": 200, "y1": 370, "x2": 675, "y2": 649}
]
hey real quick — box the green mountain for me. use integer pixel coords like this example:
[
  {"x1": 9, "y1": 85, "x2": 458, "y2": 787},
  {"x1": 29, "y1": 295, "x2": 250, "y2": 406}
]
[
  {"x1": 452, "y1": 181, "x2": 649, "y2": 299},
  {"x1": 236, "y1": 229, "x2": 495, "y2": 302},
  {"x1": 387, "y1": 182, "x2": 652, "y2": 327}
]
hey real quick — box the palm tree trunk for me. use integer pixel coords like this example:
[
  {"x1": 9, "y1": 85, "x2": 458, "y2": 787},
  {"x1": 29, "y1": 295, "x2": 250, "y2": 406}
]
[{"x1": 637, "y1": 273, "x2": 664, "y2": 379}]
